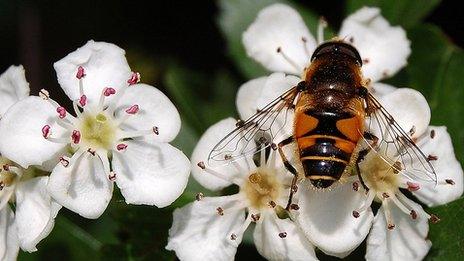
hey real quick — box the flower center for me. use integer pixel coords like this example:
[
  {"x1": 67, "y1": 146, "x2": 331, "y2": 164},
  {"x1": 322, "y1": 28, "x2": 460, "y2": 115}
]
[
  {"x1": 0, "y1": 157, "x2": 19, "y2": 189},
  {"x1": 242, "y1": 167, "x2": 282, "y2": 210},
  {"x1": 79, "y1": 112, "x2": 116, "y2": 150},
  {"x1": 360, "y1": 152, "x2": 400, "y2": 197}
]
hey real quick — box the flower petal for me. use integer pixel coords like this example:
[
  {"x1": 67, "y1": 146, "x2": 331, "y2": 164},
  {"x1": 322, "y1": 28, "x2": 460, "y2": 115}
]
[
  {"x1": 296, "y1": 181, "x2": 374, "y2": 256},
  {"x1": 366, "y1": 203, "x2": 431, "y2": 261},
  {"x1": 339, "y1": 7, "x2": 411, "y2": 82},
  {"x1": 0, "y1": 65, "x2": 30, "y2": 116},
  {"x1": 53, "y1": 40, "x2": 131, "y2": 105},
  {"x1": 191, "y1": 118, "x2": 252, "y2": 191},
  {"x1": 113, "y1": 140, "x2": 189, "y2": 207},
  {"x1": 254, "y1": 211, "x2": 317, "y2": 261},
  {"x1": 47, "y1": 152, "x2": 113, "y2": 219},
  {"x1": 14, "y1": 177, "x2": 61, "y2": 252},
  {"x1": 236, "y1": 76, "x2": 267, "y2": 120},
  {"x1": 166, "y1": 195, "x2": 246, "y2": 261},
  {"x1": 243, "y1": 3, "x2": 316, "y2": 75},
  {"x1": 0, "y1": 206, "x2": 19, "y2": 261},
  {"x1": 256, "y1": 72, "x2": 300, "y2": 110},
  {"x1": 378, "y1": 88, "x2": 430, "y2": 139},
  {"x1": 114, "y1": 83, "x2": 181, "y2": 143},
  {"x1": 0, "y1": 96, "x2": 67, "y2": 168},
  {"x1": 412, "y1": 126, "x2": 463, "y2": 206}
]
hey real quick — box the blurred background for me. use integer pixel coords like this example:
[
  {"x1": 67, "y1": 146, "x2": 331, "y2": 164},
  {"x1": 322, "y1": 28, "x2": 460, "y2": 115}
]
[{"x1": 1, "y1": 0, "x2": 463, "y2": 260}]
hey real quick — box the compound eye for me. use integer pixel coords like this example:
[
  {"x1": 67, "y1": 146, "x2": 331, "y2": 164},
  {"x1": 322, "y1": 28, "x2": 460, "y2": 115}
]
[{"x1": 311, "y1": 42, "x2": 363, "y2": 66}]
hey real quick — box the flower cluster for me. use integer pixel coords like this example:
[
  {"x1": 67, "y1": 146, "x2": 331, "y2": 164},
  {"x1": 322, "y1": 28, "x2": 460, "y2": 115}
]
[
  {"x1": 0, "y1": 41, "x2": 190, "y2": 259},
  {"x1": 166, "y1": 4, "x2": 463, "y2": 261}
]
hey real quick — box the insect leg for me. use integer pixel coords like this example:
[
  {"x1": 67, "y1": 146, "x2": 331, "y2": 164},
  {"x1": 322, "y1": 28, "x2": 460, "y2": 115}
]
[{"x1": 276, "y1": 136, "x2": 299, "y2": 211}]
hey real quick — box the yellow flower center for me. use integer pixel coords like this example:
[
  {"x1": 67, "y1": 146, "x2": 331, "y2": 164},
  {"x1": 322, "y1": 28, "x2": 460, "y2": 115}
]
[
  {"x1": 79, "y1": 113, "x2": 116, "y2": 150},
  {"x1": 242, "y1": 167, "x2": 282, "y2": 210},
  {"x1": 359, "y1": 152, "x2": 400, "y2": 197}
]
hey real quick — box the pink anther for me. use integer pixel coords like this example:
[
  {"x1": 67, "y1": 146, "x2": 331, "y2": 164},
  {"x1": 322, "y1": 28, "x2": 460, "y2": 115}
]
[
  {"x1": 127, "y1": 72, "x2": 141, "y2": 85},
  {"x1": 76, "y1": 66, "x2": 86, "y2": 79},
  {"x1": 103, "y1": 87, "x2": 116, "y2": 97},
  {"x1": 79, "y1": 95, "x2": 87, "y2": 107},
  {"x1": 56, "y1": 106, "x2": 67, "y2": 119},
  {"x1": 125, "y1": 104, "x2": 139, "y2": 114},
  {"x1": 42, "y1": 125, "x2": 51, "y2": 138},
  {"x1": 72, "y1": 130, "x2": 81, "y2": 144}
]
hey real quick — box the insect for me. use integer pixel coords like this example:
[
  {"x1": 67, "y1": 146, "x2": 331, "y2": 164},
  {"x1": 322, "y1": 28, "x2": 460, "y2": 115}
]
[{"x1": 208, "y1": 40, "x2": 436, "y2": 210}]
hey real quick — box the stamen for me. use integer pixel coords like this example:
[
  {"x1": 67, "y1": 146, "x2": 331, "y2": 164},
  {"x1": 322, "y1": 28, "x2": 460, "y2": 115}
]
[
  {"x1": 42, "y1": 125, "x2": 51, "y2": 138},
  {"x1": 125, "y1": 105, "x2": 140, "y2": 114},
  {"x1": 278, "y1": 232, "x2": 287, "y2": 238},
  {"x1": 127, "y1": 72, "x2": 141, "y2": 85},
  {"x1": 117, "y1": 127, "x2": 159, "y2": 139},
  {"x1": 383, "y1": 200, "x2": 395, "y2": 230},
  {"x1": 251, "y1": 213, "x2": 261, "y2": 222},
  {"x1": 104, "y1": 87, "x2": 116, "y2": 96},
  {"x1": 73, "y1": 101, "x2": 83, "y2": 117},
  {"x1": 445, "y1": 179, "x2": 455, "y2": 185},
  {"x1": 56, "y1": 106, "x2": 67, "y2": 119},
  {"x1": 390, "y1": 195, "x2": 413, "y2": 216},
  {"x1": 79, "y1": 95, "x2": 87, "y2": 107},
  {"x1": 47, "y1": 137, "x2": 70, "y2": 144},
  {"x1": 290, "y1": 204, "x2": 300, "y2": 210},
  {"x1": 301, "y1": 37, "x2": 310, "y2": 58},
  {"x1": 39, "y1": 89, "x2": 50, "y2": 100},
  {"x1": 230, "y1": 216, "x2": 253, "y2": 242},
  {"x1": 429, "y1": 214, "x2": 440, "y2": 223},
  {"x1": 108, "y1": 171, "x2": 117, "y2": 181},
  {"x1": 230, "y1": 233, "x2": 237, "y2": 241},
  {"x1": 116, "y1": 143, "x2": 128, "y2": 151},
  {"x1": 352, "y1": 181, "x2": 359, "y2": 191},
  {"x1": 59, "y1": 156, "x2": 70, "y2": 167},
  {"x1": 353, "y1": 190, "x2": 375, "y2": 218},
  {"x1": 276, "y1": 47, "x2": 302, "y2": 72},
  {"x1": 76, "y1": 66, "x2": 86, "y2": 79},
  {"x1": 197, "y1": 161, "x2": 237, "y2": 184},
  {"x1": 317, "y1": 17, "x2": 328, "y2": 44},
  {"x1": 430, "y1": 129, "x2": 436, "y2": 139},
  {"x1": 427, "y1": 155, "x2": 438, "y2": 161},
  {"x1": 216, "y1": 207, "x2": 224, "y2": 216},
  {"x1": 195, "y1": 192, "x2": 204, "y2": 201},
  {"x1": 72, "y1": 130, "x2": 81, "y2": 144},
  {"x1": 410, "y1": 210, "x2": 418, "y2": 220},
  {"x1": 87, "y1": 148, "x2": 96, "y2": 156},
  {"x1": 406, "y1": 181, "x2": 420, "y2": 191},
  {"x1": 268, "y1": 201, "x2": 276, "y2": 208}
]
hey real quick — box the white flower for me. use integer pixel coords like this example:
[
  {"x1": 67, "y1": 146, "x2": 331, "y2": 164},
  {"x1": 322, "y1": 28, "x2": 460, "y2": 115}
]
[
  {"x1": 0, "y1": 41, "x2": 190, "y2": 219},
  {"x1": 167, "y1": 117, "x2": 317, "y2": 261},
  {"x1": 241, "y1": 3, "x2": 463, "y2": 258},
  {"x1": 0, "y1": 66, "x2": 61, "y2": 257}
]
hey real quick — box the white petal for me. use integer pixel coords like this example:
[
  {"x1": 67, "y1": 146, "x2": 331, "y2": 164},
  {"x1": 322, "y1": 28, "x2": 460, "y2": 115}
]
[
  {"x1": 113, "y1": 141, "x2": 190, "y2": 207},
  {"x1": 378, "y1": 88, "x2": 430, "y2": 139},
  {"x1": 0, "y1": 206, "x2": 19, "y2": 261},
  {"x1": 166, "y1": 196, "x2": 246, "y2": 261},
  {"x1": 191, "y1": 118, "x2": 251, "y2": 191},
  {"x1": 0, "y1": 96, "x2": 67, "y2": 168},
  {"x1": 297, "y1": 181, "x2": 374, "y2": 256},
  {"x1": 0, "y1": 65, "x2": 30, "y2": 116},
  {"x1": 256, "y1": 72, "x2": 300, "y2": 110},
  {"x1": 254, "y1": 211, "x2": 317, "y2": 261},
  {"x1": 53, "y1": 40, "x2": 131, "y2": 105},
  {"x1": 243, "y1": 3, "x2": 316, "y2": 75},
  {"x1": 339, "y1": 7, "x2": 411, "y2": 82},
  {"x1": 47, "y1": 152, "x2": 113, "y2": 219},
  {"x1": 114, "y1": 83, "x2": 181, "y2": 143},
  {"x1": 366, "y1": 203, "x2": 431, "y2": 261},
  {"x1": 370, "y1": 82, "x2": 397, "y2": 99},
  {"x1": 413, "y1": 126, "x2": 464, "y2": 206},
  {"x1": 236, "y1": 76, "x2": 267, "y2": 120},
  {"x1": 14, "y1": 177, "x2": 61, "y2": 252}
]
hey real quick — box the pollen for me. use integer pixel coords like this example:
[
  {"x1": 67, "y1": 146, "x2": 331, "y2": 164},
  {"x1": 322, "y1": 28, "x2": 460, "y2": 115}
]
[
  {"x1": 79, "y1": 113, "x2": 117, "y2": 150},
  {"x1": 242, "y1": 167, "x2": 282, "y2": 210},
  {"x1": 359, "y1": 152, "x2": 400, "y2": 196}
]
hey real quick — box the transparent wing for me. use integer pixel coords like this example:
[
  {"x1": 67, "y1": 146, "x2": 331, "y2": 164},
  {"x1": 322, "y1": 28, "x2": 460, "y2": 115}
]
[
  {"x1": 363, "y1": 93, "x2": 437, "y2": 183},
  {"x1": 207, "y1": 86, "x2": 299, "y2": 167}
]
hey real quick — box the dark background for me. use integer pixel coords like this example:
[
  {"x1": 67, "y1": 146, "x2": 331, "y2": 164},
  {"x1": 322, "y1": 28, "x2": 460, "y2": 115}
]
[{"x1": 0, "y1": 0, "x2": 462, "y2": 260}]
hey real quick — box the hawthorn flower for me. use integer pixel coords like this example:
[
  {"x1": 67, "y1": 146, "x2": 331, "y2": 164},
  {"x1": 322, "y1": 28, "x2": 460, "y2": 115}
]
[
  {"x1": 167, "y1": 117, "x2": 316, "y2": 261},
  {"x1": 0, "y1": 66, "x2": 61, "y2": 258},
  {"x1": 0, "y1": 41, "x2": 190, "y2": 219}
]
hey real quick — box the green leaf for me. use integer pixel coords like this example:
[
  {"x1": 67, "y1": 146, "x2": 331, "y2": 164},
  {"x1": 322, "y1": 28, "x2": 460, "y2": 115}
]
[
  {"x1": 426, "y1": 197, "x2": 464, "y2": 260},
  {"x1": 345, "y1": 0, "x2": 441, "y2": 29},
  {"x1": 217, "y1": 0, "x2": 326, "y2": 79}
]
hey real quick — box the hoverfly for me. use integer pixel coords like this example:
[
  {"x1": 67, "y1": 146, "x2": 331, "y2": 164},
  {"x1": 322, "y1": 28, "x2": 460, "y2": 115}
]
[{"x1": 208, "y1": 40, "x2": 436, "y2": 210}]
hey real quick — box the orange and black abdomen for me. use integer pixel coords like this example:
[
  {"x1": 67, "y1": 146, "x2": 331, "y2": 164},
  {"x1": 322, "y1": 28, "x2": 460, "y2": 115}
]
[{"x1": 295, "y1": 105, "x2": 363, "y2": 188}]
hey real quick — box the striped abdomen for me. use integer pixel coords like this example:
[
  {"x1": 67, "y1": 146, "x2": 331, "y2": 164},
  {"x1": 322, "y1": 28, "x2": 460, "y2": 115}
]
[{"x1": 295, "y1": 109, "x2": 363, "y2": 188}]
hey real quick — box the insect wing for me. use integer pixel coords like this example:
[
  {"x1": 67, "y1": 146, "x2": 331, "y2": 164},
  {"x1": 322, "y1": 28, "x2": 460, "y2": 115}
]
[
  {"x1": 207, "y1": 87, "x2": 298, "y2": 167},
  {"x1": 363, "y1": 93, "x2": 437, "y2": 183}
]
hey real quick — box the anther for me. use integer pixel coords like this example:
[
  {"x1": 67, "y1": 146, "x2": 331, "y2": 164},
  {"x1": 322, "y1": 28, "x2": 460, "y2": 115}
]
[
  {"x1": 290, "y1": 204, "x2": 300, "y2": 211},
  {"x1": 445, "y1": 179, "x2": 455, "y2": 185},
  {"x1": 108, "y1": 172, "x2": 117, "y2": 181},
  {"x1": 125, "y1": 105, "x2": 139, "y2": 114},
  {"x1": 407, "y1": 181, "x2": 420, "y2": 191},
  {"x1": 59, "y1": 157, "x2": 69, "y2": 167},
  {"x1": 291, "y1": 185, "x2": 298, "y2": 193},
  {"x1": 197, "y1": 161, "x2": 206, "y2": 170},
  {"x1": 382, "y1": 70, "x2": 390, "y2": 77},
  {"x1": 216, "y1": 207, "x2": 224, "y2": 216},
  {"x1": 278, "y1": 232, "x2": 287, "y2": 238},
  {"x1": 195, "y1": 192, "x2": 204, "y2": 201},
  {"x1": 430, "y1": 129, "x2": 436, "y2": 139},
  {"x1": 0, "y1": 181, "x2": 4, "y2": 191},
  {"x1": 251, "y1": 213, "x2": 261, "y2": 222},
  {"x1": 79, "y1": 95, "x2": 87, "y2": 107},
  {"x1": 42, "y1": 125, "x2": 51, "y2": 139},
  {"x1": 429, "y1": 214, "x2": 440, "y2": 223},
  {"x1": 409, "y1": 126, "x2": 416, "y2": 136},
  {"x1": 224, "y1": 154, "x2": 232, "y2": 160},
  {"x1": 427, "y1": 155, "x2": 438, "y2": 161},
  {"x1": 87, "y1": 148, "x2": 96, "y2": 156},
  {"x1": 127, "y1": 72, "x2": 141, "y2": 85},
  {"x1": 152, "y1": 126, "x2": 159, "y2": 135},
  {"x1": 76, "y1": 66, "x2": 86, "y2": 79},
  {"x1": 387, "y1": 223, "x2": 396, "y2": 230},
  {"x1": 56, "y1": 106, "x2": 67, "y2": 119},
  {"x1": 71, "y1": 130, "x2": 81, "y2": 144},
  {"x1": 116, "y1": 143, "x2": 128, "y2": 151},
  {"x1": 268, "y1": 201, "x2": 276, "y2": 208},
  {"x1": 349, "y1": 37, "x2": 354, "y2": 43},
  {"x1": 382, "y1": 192, "x2": 390, "y2": 198},
  {"x1": 271, "y1": 143, "x2": 277, "y2": 150},
  {"x1": 3, "y1": 164, "x2": 10, "y2": 171},
  {"x1": 410, "y1": 210, "x2": 418, "y2": 220},
  {"x1": 103, "y1": 87, "x2": 116, "y2": 96},
  {"x1": 362, "y1": 58, "x2": 370, "y2": 64},
  {"x1": 39, "y1": 89, "x2": 50, "y2": 100},
  {"x1": 352, "y1": 181, "x2": 359, "y2": 191},
  {"x1": 230, "y1": 233, "x2": 237, "y2": 241},
  {"x1": 352, "y1": 210, "x2": 360, "y2": 218}
]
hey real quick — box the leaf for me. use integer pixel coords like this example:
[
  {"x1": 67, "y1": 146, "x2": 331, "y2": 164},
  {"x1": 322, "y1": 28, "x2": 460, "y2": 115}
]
[
  {"x1": 345, "y1": 0, "x2": 441, "y2": 29},
  {"x1": 217, "y1": 0, "x2": 326, "y2": 79},
  {"x1": 426, "y1": 197, "x2": 464, "y2": 260}
]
